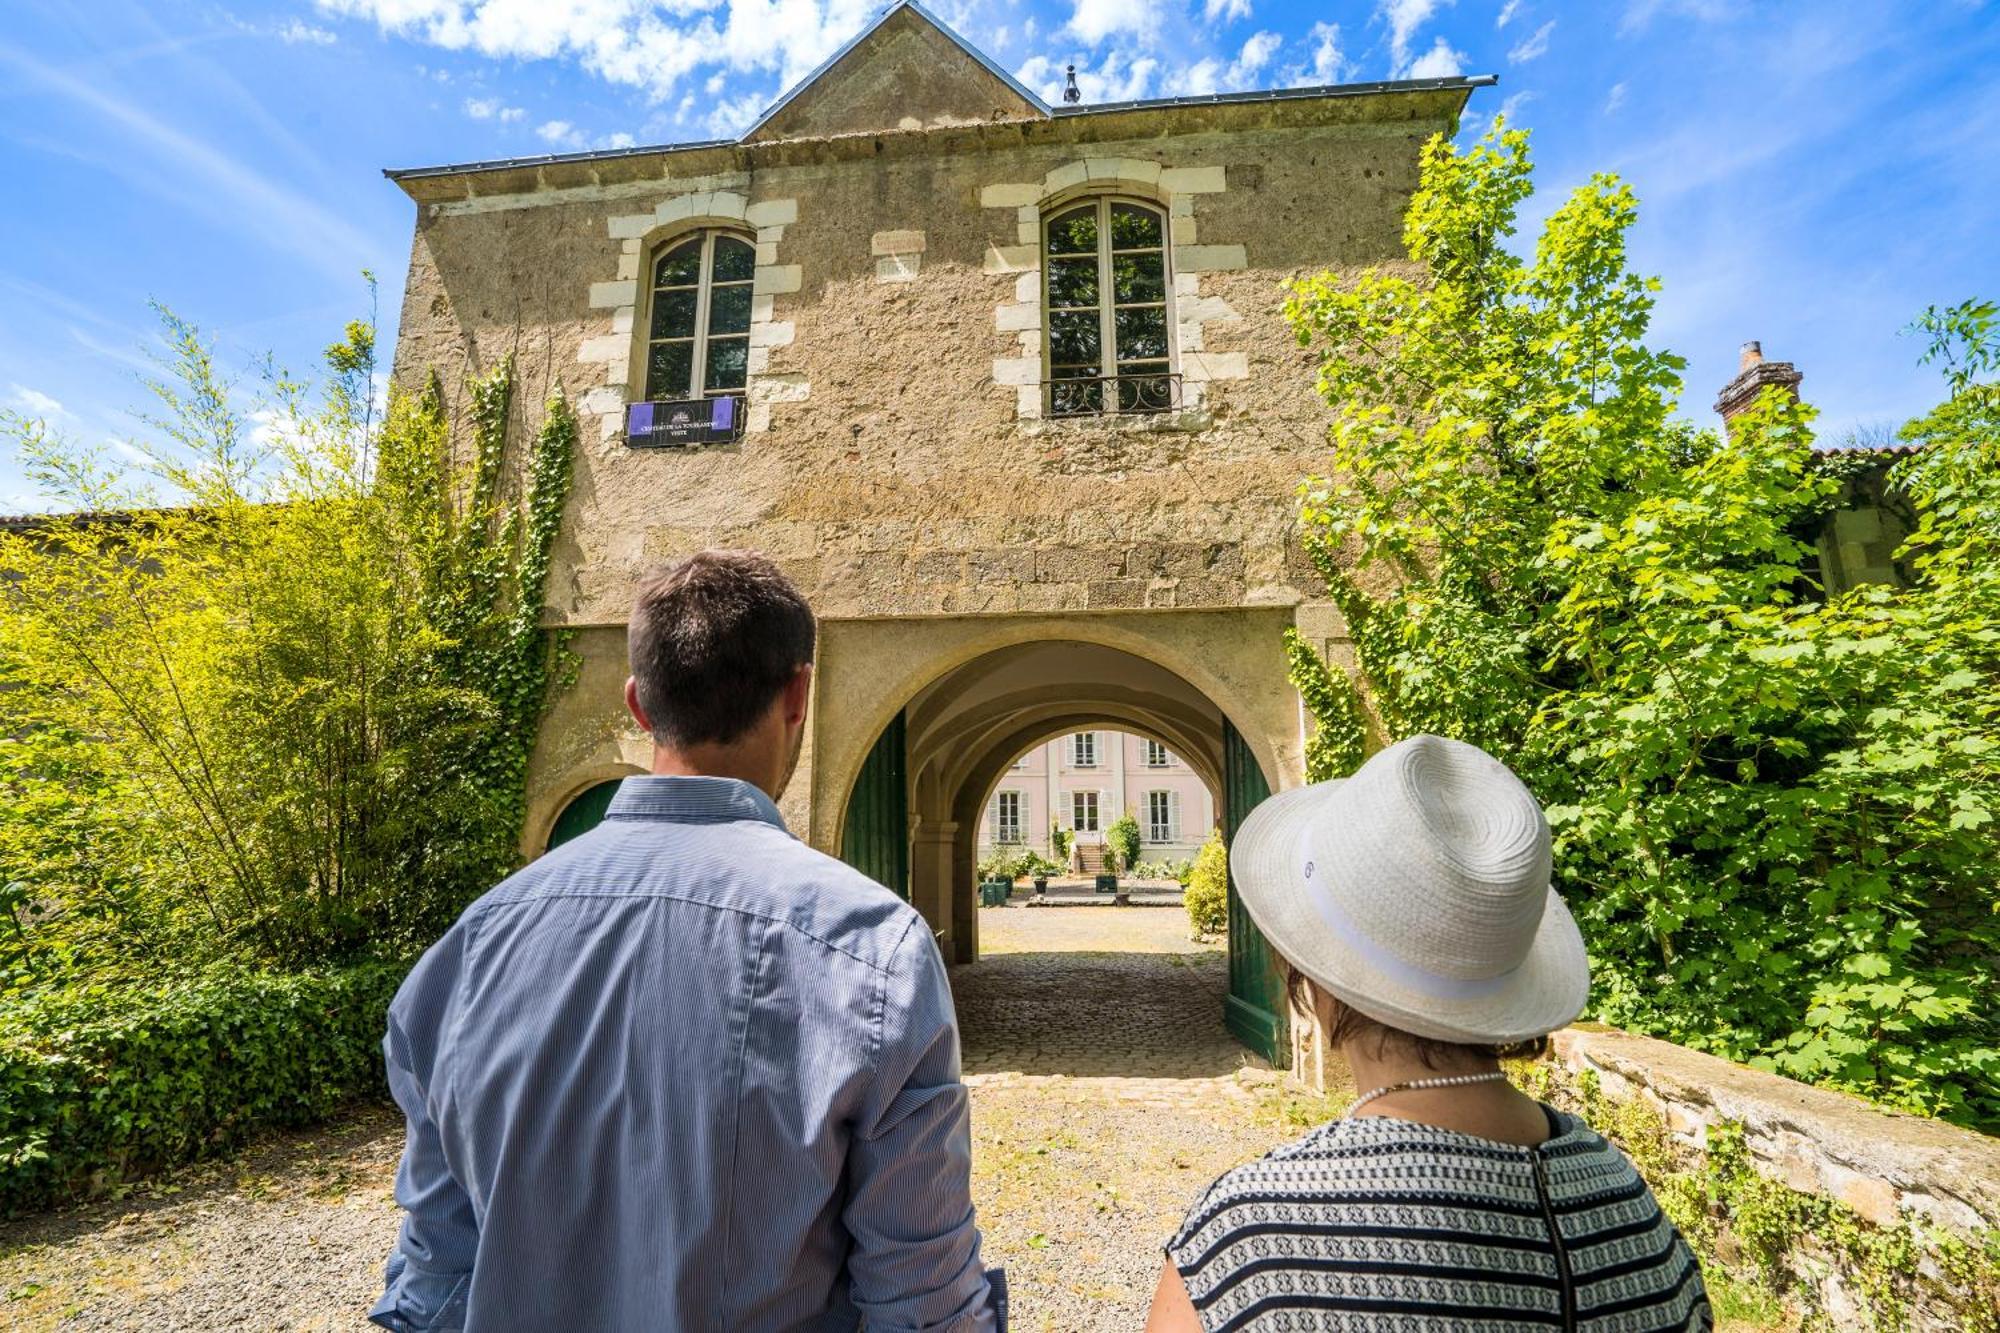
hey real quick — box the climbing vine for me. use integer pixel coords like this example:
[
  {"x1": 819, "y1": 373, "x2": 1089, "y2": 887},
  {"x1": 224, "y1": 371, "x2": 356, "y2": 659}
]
[{"x1": 0, "y1": 310, "x2": 579, "y2": 973}]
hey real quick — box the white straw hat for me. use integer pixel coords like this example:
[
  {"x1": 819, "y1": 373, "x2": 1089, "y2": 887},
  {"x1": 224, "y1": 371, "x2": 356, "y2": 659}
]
[{"x1": 1230, "y1": 734, "x2": 1589, "y2": 1045}]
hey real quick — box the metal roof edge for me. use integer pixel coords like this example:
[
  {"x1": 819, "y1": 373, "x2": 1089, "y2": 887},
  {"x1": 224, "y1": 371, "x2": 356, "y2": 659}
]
[
  {"x1": 382, "y1": 71, "x2": 1495, "y2": 183},
  {"x1": 1051, "y1": 73, "x2": 1495, "y2": 117}
]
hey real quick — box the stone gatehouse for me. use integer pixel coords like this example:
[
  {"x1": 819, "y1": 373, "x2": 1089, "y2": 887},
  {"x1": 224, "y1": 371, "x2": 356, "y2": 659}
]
[{"x1": 384, "y1": 0, "x2": 1483, "y2": 1061}]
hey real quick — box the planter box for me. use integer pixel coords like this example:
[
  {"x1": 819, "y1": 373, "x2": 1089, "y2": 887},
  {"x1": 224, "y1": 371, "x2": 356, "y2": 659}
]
[
  {"x1": 979, "y1": 879, "x2": 1013, "y2": 907},
  {"x1": 1094, "y1": 874, "x2": 1118, "y2": 893}
]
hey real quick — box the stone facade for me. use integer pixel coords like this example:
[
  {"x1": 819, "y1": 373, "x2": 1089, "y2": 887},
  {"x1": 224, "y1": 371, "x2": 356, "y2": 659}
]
[{"x1": 383, "y1": 1, "x2": 1478, "y2": 968}]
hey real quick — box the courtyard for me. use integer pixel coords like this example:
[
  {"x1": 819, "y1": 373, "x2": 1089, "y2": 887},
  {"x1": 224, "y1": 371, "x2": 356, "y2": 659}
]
[{"x1": 0, "y1": 907, "x2": 1346, "y2": 1332}]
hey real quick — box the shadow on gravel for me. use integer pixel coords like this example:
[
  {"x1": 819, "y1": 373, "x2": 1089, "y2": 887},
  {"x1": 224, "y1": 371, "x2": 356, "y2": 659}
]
[{"x1": 951, "y1": 949, "x2": 1256, "y2": 1080}]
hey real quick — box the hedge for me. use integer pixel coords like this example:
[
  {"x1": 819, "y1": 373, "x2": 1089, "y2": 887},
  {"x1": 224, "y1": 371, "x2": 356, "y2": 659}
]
[{"x1": 0, "y1": 958, "x2": 409, "y2": 1213}]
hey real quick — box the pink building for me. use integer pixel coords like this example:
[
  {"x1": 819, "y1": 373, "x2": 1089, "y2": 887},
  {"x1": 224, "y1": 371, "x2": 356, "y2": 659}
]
[{"x1": 976, "y1": 730, "x2": 1218, "y2": 865}]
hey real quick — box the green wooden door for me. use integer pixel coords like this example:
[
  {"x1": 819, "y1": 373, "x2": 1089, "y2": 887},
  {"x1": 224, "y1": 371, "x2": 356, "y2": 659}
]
[
  {"x1": 840, "y1": 710, "x2": 909, "y2": 900},
  {"x1": 1223, "y1": 719, "x2": 1288, "y2": 1066},
  {"x1": 547, "y1": 779, "x2": 624, "y2": 852}
]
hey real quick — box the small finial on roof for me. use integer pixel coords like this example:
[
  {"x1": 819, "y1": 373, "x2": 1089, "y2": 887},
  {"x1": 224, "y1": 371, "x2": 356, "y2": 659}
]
[
  {"x1": 1740, "y1": 340, "x2": 1763, "y2": 372},
  {"x1": 1063, "y1": 63, "x2": 1081, "y2": 104}
]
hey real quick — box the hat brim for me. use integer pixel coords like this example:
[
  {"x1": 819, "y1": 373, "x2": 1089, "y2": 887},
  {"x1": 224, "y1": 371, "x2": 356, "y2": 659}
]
[{"x1": 1229, "y1": 780, "x2": 1590, "y2": 1045}]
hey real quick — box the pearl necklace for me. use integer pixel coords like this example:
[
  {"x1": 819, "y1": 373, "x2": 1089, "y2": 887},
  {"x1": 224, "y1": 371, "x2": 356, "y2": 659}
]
[{"x1": 1347, "y1": 1069, "x2": 1510, "y2": 1117}]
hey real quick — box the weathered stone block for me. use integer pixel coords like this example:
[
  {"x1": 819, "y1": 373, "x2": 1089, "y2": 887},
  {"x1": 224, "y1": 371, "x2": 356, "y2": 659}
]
[
  {"x1": 1036, "y1": 548, "x2": 1125, "y2": 582},
  {"x1": 1160, "y1": 165, "x2": 1226, "y2": 194},
  {"x1": 607, "y1": 213, "x2": 652, "y2": 239},
  {"x1": 588, "y1": 280, "x2": 638, "y2": 309},
  {"x1": 991, "y1": 355, "x2": 1040, "y2": 387},
  {"x1": 983, "y1": 244, "x2": 1038, "y2": 274},
  {"x1": 745, "y1": 198, "x2": 798, "y2": 227},
  {"x1": 968, "y1": 548, "x2": 1035, "y2": 584},
  {"x1": 979, "y1": 182, "x2": 1041, "y2": 209},
  {"x1": 995, "y1": 303, "x2": 1041, "y2": 332},
  {"x1": 1174, "y1": 244, "x2": 1248, "y2": 272},
  {"x1": 1086, "y1": 578, "x2": 1147, "y2": 609},
  {"x1": 1174, "y1": 576, "x2": 1239, "y2": 606},
  {"x1": 752, "y1": 265, "x2": 803, "y2": 294},
  {"x1": 871, "y1": 228, "x2": 927, "y2": 255},
  {"x1": 875, "y1": 254, "x2": 920, "y2": 282}
]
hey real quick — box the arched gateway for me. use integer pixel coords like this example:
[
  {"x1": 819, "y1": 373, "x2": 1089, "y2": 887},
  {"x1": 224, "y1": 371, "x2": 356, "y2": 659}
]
[{"x1": 382, "y1": 0, "x2": 1479, "y2": 1068}]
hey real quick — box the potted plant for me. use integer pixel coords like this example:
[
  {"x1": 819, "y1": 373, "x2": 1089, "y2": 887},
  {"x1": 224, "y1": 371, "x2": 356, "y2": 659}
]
[{"x1": 1095, "y1": 839, "x2": 1120, "y2": 893}]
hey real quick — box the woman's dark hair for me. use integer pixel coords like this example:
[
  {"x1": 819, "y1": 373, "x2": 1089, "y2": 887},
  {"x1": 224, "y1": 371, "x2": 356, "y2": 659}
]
[
  {"x1": 628, "y1": 550, "x2": 816, "y2": 748},
  {"x1": 1277, "y1": 957, "x2": 1550, "y2": 1068}
]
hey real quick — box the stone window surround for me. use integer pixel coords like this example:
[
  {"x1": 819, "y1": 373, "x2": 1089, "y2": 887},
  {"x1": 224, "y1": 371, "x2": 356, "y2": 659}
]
[
  {"x1": 579, "y1": 172, "x2": 805, "y2": 444},
  {"x1": 980, "y1": 157, "x2": 1249, "y2": 422}
]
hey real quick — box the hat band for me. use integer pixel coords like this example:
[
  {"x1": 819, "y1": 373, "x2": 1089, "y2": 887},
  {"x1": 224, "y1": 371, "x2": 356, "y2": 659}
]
[{"x1": 1296, "y1": 826, "x2": 1519, "y2": 1003}]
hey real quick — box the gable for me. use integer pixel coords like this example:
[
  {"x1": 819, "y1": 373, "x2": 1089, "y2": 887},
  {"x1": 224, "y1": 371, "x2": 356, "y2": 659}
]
[{"x1": 744, "y1": 4, "x2": 1046, "y2": 143}]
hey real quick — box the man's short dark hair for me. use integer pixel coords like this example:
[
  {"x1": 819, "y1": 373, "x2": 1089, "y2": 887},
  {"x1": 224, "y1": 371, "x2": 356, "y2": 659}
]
[{"x1": 628, "y1": 550, "x2": 816, "y2": 748}]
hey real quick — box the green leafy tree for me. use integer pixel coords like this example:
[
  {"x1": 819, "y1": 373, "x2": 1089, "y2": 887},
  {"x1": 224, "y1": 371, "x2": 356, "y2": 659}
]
[
  {"x1": 1183, "y1": 830, "x2": 1229, "y2": 938},
  {"x1": 0, "y1": 298, "x2": 577, "y2": 975},
  {"x1": 1283, "y1": 124, "x2": 1999, "y2": 1128},
  {"x1": 1105, "y1": 812, "x2": 1142, "y2": 878}
]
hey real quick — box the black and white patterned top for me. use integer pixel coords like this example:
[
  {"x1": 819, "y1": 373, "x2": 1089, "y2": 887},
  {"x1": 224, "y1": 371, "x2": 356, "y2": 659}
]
[{"x1": 1166, "y1": 1105, "x2": 1711, "y2": 1332}]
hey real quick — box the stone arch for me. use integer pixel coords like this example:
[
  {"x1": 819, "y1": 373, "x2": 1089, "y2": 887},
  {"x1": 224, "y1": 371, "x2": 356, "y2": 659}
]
[
  {"x1": 527, "y1": 759, "x2": 646, "y2": 855},
  {"x1": 814, "y1": 613, "x2": 1294, "y2": 857}
]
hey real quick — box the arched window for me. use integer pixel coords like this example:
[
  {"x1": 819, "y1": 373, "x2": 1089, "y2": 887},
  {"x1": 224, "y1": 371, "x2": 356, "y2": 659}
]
[
  {"x1": 1043, "y1": 198, "x2": 1174, "y2": 417},
  {"x1": 643, "y1": 231, "x2": 755, "y2": 402}
]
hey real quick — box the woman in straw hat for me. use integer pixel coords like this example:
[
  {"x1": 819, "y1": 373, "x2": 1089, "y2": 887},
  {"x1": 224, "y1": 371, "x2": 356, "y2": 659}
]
[{"x1": 1146, "y1": 735, "x2": 1710, "y2": 1332}]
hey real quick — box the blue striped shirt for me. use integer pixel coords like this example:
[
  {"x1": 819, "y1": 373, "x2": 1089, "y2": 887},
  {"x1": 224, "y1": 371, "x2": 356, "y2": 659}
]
[{"x1": 370, "y1": 775, "x2": 997, "y2": 1332}]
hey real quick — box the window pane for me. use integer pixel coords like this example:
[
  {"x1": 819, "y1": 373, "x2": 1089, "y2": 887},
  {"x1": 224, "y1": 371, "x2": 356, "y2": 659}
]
[
  {"x1": 1114, "y1": 306, "x2": 1169, "y2": 363},
  {"x1": 1046, "y1": 206, "x2": 1098, "y2": 255},
  {"x1": 650, "y1": 287, "x2": 698, "y2": 339},
  {"x1": 711, "y1": 236, "x2": 756, "y2": 283},
  {"x1": 654, "y1": 239, "x2": 701, "y2": 288},
  {"x1": 1109, "y1": 203, "x2": 1163, "y2": 250},
  {"x1": 704, "y1": 336, "x2": 748, "y2": 391},
  {"x1": 1048, "y1": 310, "x2": 1102, "y2": 368},
  {"x1": 1046, "y1": 256, "x2": 1099, "y2": 308},
  {"x1": 1112, "y1": 251, "x2": 1165, "y2": 305},
  {"x1": 645, "y1": 341, "x2": 693, "y2": 400},
  {"x1": 707, "y1": 284, "x2": 752, "y2": 335}
]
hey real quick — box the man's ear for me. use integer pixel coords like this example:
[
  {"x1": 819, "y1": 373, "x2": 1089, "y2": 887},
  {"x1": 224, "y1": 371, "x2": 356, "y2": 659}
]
[
  {"x1": 624, "y1": 676, "x2": 652, "y2": 734},
  {"x1": 783, "y1": 664, "x2": 813, "y2": 727}
]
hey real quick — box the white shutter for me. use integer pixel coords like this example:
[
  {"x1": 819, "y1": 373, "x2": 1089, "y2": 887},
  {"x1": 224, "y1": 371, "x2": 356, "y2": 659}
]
[{"x1": 1170, "y1": 789, "x2": 1182, "y2": 843}]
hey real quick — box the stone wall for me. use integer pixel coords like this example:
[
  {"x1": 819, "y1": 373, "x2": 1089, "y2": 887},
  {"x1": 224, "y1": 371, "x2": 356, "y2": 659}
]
[
  {"x1": 1552, "y1": 1026, "x2": 1999, "y2": 1234},
  {"x1": 1551, "y1": 1025, "x2": 1999, "y2": 1330},
  {"x1": 388, "y1": 105, "x2": 1452, "y2": 631}
]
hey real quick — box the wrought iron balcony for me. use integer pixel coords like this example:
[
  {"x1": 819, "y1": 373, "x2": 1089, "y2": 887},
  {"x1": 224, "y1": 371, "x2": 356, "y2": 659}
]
[
  {"x1": 624, "y1": 393, "x2": 746, "y2": 448},
  {"x1": 1044, "y1": 372, "x2": 1182, "y2": 419}
]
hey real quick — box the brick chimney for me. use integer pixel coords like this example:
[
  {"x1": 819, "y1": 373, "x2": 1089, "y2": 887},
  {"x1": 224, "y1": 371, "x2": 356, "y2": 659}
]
[{"x1": 1713, "y1": 340, "x2": 1803, "y2": 427}]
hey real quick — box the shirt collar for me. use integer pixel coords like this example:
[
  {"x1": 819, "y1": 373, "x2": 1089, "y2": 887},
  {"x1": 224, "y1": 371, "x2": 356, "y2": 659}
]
[{"x1": 605, "y1": 775, "x2": 790, "y2": 833}]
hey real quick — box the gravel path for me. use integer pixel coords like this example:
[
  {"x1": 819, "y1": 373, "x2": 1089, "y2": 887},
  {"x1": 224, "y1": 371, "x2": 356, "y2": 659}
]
[{"x1": 0, "y1": 906, "x2": 1347, "y2": 1331}]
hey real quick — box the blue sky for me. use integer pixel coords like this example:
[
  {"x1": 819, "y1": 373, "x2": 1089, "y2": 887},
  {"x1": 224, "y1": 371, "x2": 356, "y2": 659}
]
[{"x1": 2, "y1": 0, "x2": 1996, "y2": 509}]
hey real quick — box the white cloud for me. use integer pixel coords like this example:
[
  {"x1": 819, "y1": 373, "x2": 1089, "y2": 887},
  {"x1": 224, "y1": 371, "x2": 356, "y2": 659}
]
[
  {"x1": 1162, "y1": 30, "x2": 1281, "y2": 96},
  {"x1": 1233, "y1": 30, "x2": 1281, "y2": 79},
  {"x1": 1204, "y1": 0, "x2": 1251, "y2": 22},
  {"x1": 1496, "y1": 0, "x2": 1521, "y2": 27},
  {"x1": 601, "y1": 130, "x2": 637, "y2": 148},
  {"x1": 1405, "y1": 35, "x2": 1465, "y2": 78},
  {"x1": 536, "y1": 118, "x2": 584, "y2": 148},
  {"x1": 1379, "y1": 0, "x2": 1453, "y2": 72},
  {"x1": 320, "y1": 0, "x2": 882, "y2": 102},
  {"x1": 1301, "y1": 21, "x2": 1345, "y2": 83},
  {"x1": 702, "y1": 89, "x2": 771, "y2": 137},
  {"x1": 278, "y1": 18, "x2": 339, "y2": 44},
  {"x1": 1604, "y1": 80, "x2": 1627, "y2": 114},
  {"x1": 462, "y1": 95, "x2": 524, "y2": 120},
  {"x1": 1018, "y1": 50, "x2": 1158, "y2": 103},
  {"x1": 1507, "y1": 18, "x2": 1553, "y2": 62},
  {"x1": 1064, "y1": 0, "x2": 1162, "y2": 45},
  {"x1": 1497, "y1": 90, "x2": 1535, "y2": 123},
  {"x1": 7, "y1": 385, "x2": 70, "y2": 421}
]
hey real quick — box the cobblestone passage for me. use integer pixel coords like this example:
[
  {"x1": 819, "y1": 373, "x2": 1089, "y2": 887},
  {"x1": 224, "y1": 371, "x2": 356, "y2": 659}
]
[{"x1": 0, "y1": 906, "x2": 1348, "y2": 1332}]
